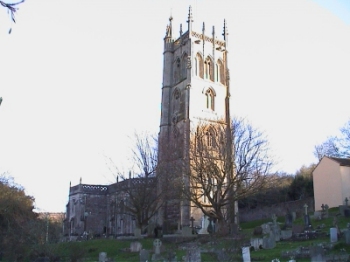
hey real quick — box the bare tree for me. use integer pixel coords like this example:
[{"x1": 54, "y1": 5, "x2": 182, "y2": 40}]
[
  {"x1": 314, "y1": 119, "x2": 350, "y2": 160},
  {"x1": 113, "y1": 132, "x2": 163, "y2": 232},
  {"x1": 1, "y1": 0, "x2": 24, "y2": 33},
  {"x1": 183, "y1": 117, "x2": 275, "y2": 231}
]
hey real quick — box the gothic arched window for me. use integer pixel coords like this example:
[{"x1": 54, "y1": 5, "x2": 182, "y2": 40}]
[
  {"x1": 204, "y1": 56, "x2": 214, "y2": 81},
  {"x1": 205, "y1": 88, "x2": 215, "y2": 111},
  {"x1": 181, "y1": 53, "x2": 188, "y2": 80},
  {"x1": 217, "y1": 59, "x2": 225, "y2": 85},
  {"x1": 205, "y1": 127, "x2": 217, "y2": 148},
  {"x1": 174, "y1": 57, "x2": 181, "y2": 83},
  {"x1": 196, "y1": 53, "x2": 204, "y2": 79}
]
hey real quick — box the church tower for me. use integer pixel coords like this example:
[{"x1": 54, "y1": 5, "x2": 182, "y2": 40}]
[{"x1": 158, "y1": 7, "x2": 231, "y2": 231}]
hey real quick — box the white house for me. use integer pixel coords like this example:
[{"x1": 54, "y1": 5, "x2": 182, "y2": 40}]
[{"x1": 313, "y1": 156, "x2": 350, "y2": 211}]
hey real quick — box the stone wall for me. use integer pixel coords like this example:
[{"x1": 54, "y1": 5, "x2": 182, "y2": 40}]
[{"x1": 239, "y1": 197, "x2": 314, "y2": 222}]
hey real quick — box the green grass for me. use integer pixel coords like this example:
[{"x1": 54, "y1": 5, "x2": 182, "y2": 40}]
[{"x1": 16, "y1": 209, "x2": 350, "y2": 262}]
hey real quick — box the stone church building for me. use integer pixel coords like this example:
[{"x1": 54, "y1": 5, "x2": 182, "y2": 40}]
[{"x1": 64, "y1": 6, "x2": 232, "y2": 238}]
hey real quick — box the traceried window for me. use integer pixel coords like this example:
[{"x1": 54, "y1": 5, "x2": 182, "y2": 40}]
[
  {"x1": 217, "y1": 59, "x2": 225, "y2": 84},
  {"x1": 204, "y1": 56, "x2": 214, "y2": 81},
  {"x1": 205, "y1": 88, "x2": 215, "y2": 111},
  {"x1": 174, "y1": 57, "x2": 181, "y2": 83},
  {"x1": 196, "y1": 53, "x2": 204, "y2": 78},
  {"x1": 181, "y1": 53, "x2": 188, "y2": 80},
  {"x1": 205, "y1": 127, "x2": 217, "y2": 148}
]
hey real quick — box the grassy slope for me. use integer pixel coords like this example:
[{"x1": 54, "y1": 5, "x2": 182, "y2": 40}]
[{"x1": 32, "y1": 207, "x2": 350, "y2": 262}]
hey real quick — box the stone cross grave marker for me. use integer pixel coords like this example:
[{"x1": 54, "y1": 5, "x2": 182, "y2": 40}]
[
  {"x1": 272, "y1": 214, "x2": 277, "y2": 225},
  {"x1": 303, "y1": 204, "x2": 308, "y2": 215},
  {"x1": 153, "y1": 239, "x2": 162, "y2": 255}
]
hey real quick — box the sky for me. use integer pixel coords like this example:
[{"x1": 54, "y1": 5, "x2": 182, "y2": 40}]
[{"x1": 0, "y1": 0, "x2": 349, "y2": 213}]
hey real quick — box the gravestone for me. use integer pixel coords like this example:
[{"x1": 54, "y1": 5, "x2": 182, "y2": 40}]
[
  {"x1": 242, "y1": 247, "x2": 251, "y2": 262},
  {"x1": 134, "y1": 227, "x2": 141, "y2": 238},
  {"x1": 130, "y1": 241, "x2": 142, "y2": 252},
  {"x1": 270, "y1": 224, "x2": 281, "y2": 242},
  {"x1": 271, "y1": 214, "x2": 277, "y2": 225},
  {"x1": 310, "y1": 246, "x2": 325, "y2": 262},
  {"x1": 99, "y1": 252, "x2": 107, "y2": 262},
  {"x1": 152, "y1": 239, "x2": 162, "y2": 261},
  {"x1": 304, "y1": 214, "x2": 312, "y2": 229},
  {"x1": 250, "y1": 237, "x2": 263, "y2": 250},
  {"x1": 261, "y1": 223, "x2": 272, "y2": 234},
  {"x1": 303, "y1": 203, "x2": 312, "y2": 229},
  {"x1": 139, "y1": 249, "x2": 149, "y2": 262},
  {"x1": 262, "y1": 233, "x2": 276, "y2": 249},
  {"x1": 330, "y1": 227, "x2": 338, "y2": 242},
  {"x1": 292, "y1": 224, "x2": 304, "y2": 235},
  {"x1": 182, "y1": 226, "x2": 193, "y2": 236},
  {"x1": 153, "y1": 239, "x2": 162, "y2": 254},
  {"x1": 345, "y1": 229, "x2": 350, "y2": 244},
  {"x1": 280, "y1": 229, "x2": 292, "y2": 240}
]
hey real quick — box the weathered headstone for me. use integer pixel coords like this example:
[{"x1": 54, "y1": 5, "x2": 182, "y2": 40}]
[
  {"x1": 304, "y1": 214, "x2": 312, "y2": 229},
  {"x1": 134, "y1": 227, "x2": 141, "y2": 238},
  {"x1": 330, "y1": 227, "x2": 338, "y2": 242},
  {"x1": 261, "y1": 223, "x2": 271, "y2": 234},
  {"x1": 292, "y1": 224, "x2": 304, "y2": 235},
  {"x1": 280, "y1": 229, "x2": 292, "y2": 240},
  {"x1": 313, "y1": 211, "x2": 322, "y2": 220},
  {"x1": 270, "y1": 224, "x2": 281, "y2": 242},
  {"x1": 271, "y1": 214, "x2": 277, "y2": 225},
  {"x1": 242, "y1": 246, "x2": 251, "y2": 262},
  {"x1": 262, "y1": 233, "x2": 276, "y2": 249},
  {"x1": 139, "y1": 249, "x2": 149, "y2": 262},
  {"x1": 303, "y1": 203, "x2": 312, "y2": 229},
  {"x1": 310, "y1": 246, "x2": 325, "y2": 262},
  {"x1": 153, "y1": 239, "x2": 162, "y2": 254},
  {"x1": 130, "y1": 241, "x2": 142, "y2": 252},
  {"x1": 304, "y1": 203, "x2": 308, "y2": 215},
  {"x1": 99, "y1": 252, "x2": 107, "y2": 262},
  {"x1": 345, "y1": 229, "x2": 350, "y2": 244},
  {"x1": 182, "y1": 226, "x2": 193, "y2": 236},
  {"x1": 250, "y1": 237, "x2": 263, "y2": 250},
  {"x1": 198, "y1": 217, "x2": 209, "y2": 234}
]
